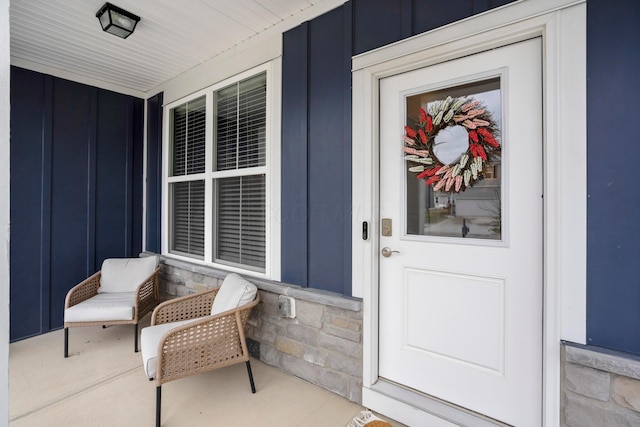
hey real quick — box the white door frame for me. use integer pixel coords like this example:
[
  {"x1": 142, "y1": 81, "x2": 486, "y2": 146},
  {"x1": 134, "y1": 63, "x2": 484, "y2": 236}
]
[{"x1": 351, "y1": 1, "x2": 586, "y2": 426}]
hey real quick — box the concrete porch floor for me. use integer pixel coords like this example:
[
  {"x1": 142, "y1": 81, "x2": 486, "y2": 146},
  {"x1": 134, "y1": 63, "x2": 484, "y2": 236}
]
[{"x1": 9, "y1": 318, "x2": 400, "y2": 427}]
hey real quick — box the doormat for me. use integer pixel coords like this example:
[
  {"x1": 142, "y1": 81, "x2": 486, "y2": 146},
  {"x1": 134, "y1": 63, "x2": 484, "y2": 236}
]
[{"x1": 348, "y1": 410, "x2": 394, "y2": 427}]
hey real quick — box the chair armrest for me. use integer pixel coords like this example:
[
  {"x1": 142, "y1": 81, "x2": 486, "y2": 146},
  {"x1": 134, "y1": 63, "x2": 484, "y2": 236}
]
[
  {"x1": 155, "y1": 295, "x2": 259, "y2": 384},
  {"x1": 135, "y1": 267, "x2": 161, "y2": 320},
  {"x1": 151, "y1": 287, "x2": 220, "y2": 325},
  {"x1": 65, "y1": 271, "x2": 101, "y2": 309}
]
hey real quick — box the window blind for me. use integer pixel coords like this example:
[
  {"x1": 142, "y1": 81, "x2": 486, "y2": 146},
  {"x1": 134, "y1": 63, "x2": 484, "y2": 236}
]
[
  {"x1": 171, "y1": 180, "x2": 205, "y2": 257},
  {"x1": 216, "y1": 73, "x2": 266, "y2": 171},
  {"x1": 171, "y1": 96, "x2": 206, "y2": 176},
  {"x1": 216, "y1": 175, "x2": 266, "y2": 269}
]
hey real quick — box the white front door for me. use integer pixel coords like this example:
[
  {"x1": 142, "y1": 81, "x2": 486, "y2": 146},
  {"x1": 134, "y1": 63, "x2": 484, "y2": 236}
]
[{"x1": 378, "y1": 38, "x2": 542, "y2": 426}]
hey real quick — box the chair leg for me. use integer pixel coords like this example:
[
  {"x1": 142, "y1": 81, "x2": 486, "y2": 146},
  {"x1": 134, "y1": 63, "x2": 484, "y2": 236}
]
[
  {"x1": 156, "y1": 386, "x2": 161, "y2": 427},
  {"x1": 134, "y1": 323, "x2": 139, "y2": 353},
  {"x1": 246, "y1": 360, "x2": 256, "y2": 393},
  {"x1": 64, "y1": 328, "x2": 69, "y2": 358}
]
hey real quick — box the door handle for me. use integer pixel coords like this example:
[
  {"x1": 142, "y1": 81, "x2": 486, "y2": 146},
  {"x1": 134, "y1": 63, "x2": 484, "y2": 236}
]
[{"x1": 381, "y1": 247, "x2": 400, "y2": 258}]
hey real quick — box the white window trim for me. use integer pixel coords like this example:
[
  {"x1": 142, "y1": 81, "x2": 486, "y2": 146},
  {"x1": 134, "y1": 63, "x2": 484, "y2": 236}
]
[
  {"x1": 352, "y1": 0, "x2": 585, "y2": 426},
  {"x1": 162, "y1": 59, "x2": 281, "y2": 281}
]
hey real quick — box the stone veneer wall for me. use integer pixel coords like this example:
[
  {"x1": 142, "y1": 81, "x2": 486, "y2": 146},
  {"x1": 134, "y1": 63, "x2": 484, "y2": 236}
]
[
  {"x1": 157, "y1": 257, "x2": 364, "y2": 403},
  {"x1": 563, "y1": 343, "x2": 640, "y2": 426}
]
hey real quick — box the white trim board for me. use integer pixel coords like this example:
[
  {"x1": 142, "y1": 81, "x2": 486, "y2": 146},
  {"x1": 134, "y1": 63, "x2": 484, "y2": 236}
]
[{"x1": 351, "y1": 0, "x2": 586, "y2": 426}]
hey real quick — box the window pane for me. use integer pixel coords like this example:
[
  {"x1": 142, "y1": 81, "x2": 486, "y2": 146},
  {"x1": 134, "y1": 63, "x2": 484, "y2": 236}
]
[
  {"x1": 171, "y1": 180, "x2": 205, "y2": 257},
  {"x1": 215, "y1": 175, "x2": 266, "y2": 270},
  {"x1": 404, "y1": 78, "x2": 502, "y2": 240},
  {"x1": 171, "y1": 96, "x2": 206, "y2": 176},
  {"x1": 215, "y1": 73, "x2": 266, "y2": 171}
]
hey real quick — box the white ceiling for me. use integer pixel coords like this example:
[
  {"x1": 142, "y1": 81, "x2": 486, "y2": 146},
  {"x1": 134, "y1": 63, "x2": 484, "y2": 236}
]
[{"x1": 10, "y1": 0, "x2": 344, "y2": 96}]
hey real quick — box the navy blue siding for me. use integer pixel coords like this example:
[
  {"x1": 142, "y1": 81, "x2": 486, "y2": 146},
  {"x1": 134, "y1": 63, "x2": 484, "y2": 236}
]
[
  {"x1": 145, "y1": 92, "x2": 163, "y2": 253},
  {"x1": 281, "y1": 23, "x2": 309, "y2": 286},
  {"x1": 95, "y1": 90, "x2": 141, "y2": 265},
  {"x1": 353, "y1": 0, "x2": 409, "y2": 56},
  {"x1": 132, "y1": 99, "x2": 145, "y2": 257},
  {"x1": 308, "y1": 6, "x2": 352, "y2": 294},
  {"x1": 586, "y1": 0, "x2": 640, "y2": 354},
  {"x1": 49, "y1": 79, "x2": 93, "y2": 329},
  {"x1": 10, "y1": 67, "x2": 144, "y2": 340},
  {"x1": 412, "y1": 0, "x2": 510, "y2": 34},
  {"x1": 10, "y1": 69, "x2": 49, "y2": 339}
]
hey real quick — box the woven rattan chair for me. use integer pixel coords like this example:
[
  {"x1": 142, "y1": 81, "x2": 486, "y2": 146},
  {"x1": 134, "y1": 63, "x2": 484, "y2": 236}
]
[
  {"x1": 141, "y1": 273, "x2": 260, "y2": 427},
  {"x1": 63, "y1": 256, "x2": 160, "y2": 357}
]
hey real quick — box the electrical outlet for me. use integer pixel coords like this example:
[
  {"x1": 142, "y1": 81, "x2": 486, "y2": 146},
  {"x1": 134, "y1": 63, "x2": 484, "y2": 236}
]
[{"x1": 278, "y1": 295, "x2": 296, "y2": 318}]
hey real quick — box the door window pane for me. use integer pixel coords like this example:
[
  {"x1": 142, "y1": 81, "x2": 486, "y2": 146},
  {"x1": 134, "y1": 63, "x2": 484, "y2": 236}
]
[{"x1": 404, "y1": 78, "x2": 502, "y2": 240}]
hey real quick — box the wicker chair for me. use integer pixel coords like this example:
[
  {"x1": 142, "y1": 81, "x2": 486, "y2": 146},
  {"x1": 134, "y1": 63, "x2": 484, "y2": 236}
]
[
  {"x1": 141, "y1": 273, "x2": 260, "y2": 427},
  {"x1": 63, "y1": 256, "x2": 160, "y2": 357}
]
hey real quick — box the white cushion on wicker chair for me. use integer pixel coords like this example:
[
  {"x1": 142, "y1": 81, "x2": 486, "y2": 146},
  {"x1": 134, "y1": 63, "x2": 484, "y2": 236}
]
[
  {"x1": 210, "y1": 273, "x2": 258, "y2": 315},
  {"x1": 141, "y1": 318, "x2": 197, "y2": 379},
  {"x1": 141, "y1": 274, "x2": 258, "y2": 379},
  {"x1": 98, "y1": 256, "x2": 158, "y2": 293},
  {"x1": 64, "y1": 292, "x2": 136, "y2": 323}
]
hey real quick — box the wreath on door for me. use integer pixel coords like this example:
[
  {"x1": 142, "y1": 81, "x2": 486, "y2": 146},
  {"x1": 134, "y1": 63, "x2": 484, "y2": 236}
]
[{"x1": 403, "y1": 96, "x2": 500, "y2": 193}]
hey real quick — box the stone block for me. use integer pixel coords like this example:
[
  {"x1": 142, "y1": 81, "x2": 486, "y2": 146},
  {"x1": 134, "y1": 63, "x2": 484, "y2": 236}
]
[
  {"x1": 275, "y1": 336, "x2": 304, "y2": 358},
  {"x1": 260, "y1": 343, "x2": 280, "y2": 367},
  {"x1": 327, "y1": 304, "x2": 362, "y2": 320},
  {"x1": 323, "y1": 324, "x2": 361, "y2": 343},
  {"x1": 246, "y1": 337, "x2": 260, "y2": 360},
  {"x1": 318, "y1": 331, "x2": 362, "y2": 359},
  {"x1": 296, "y1": 300, "x2": 324, "y2": 328},
  {"x1": 175, "y1": 286, "x2": 191, "y2": 297},
  {"x1": 348, "y1": 378, "x2": 363, "y2": 403},
  {"x1": 259, "y1": 290, "x2": 280, "y2": 305},
  {"x1": 259, "y1": 293, "x2": 281, "y2": 317},
  {"x1": 565, "y1": 393, "x2": 640, "y2": 427},
  {"x1": 326, "y1": 352, "x2": 362, "y2": 377},
  {"x1": 302, "y1": 345, "x2": 328, "y2": 367},
  {"x1": 280, "y1": 354, "x2": 320, "y2": 384},
  {"x1": 565, "y1": 363, "x2": 610, "y2": 401},
  {"x1": 326, "y1": 313, "x2": 362, "y2": 331},
  {"x1": 261, "y1": 314, "x2": 292, "y2": 337},
  {"x1": 565, "y1": 346, "x2": 640, "y2": 380},
  {"x1": 613, "y1": 377, "x2": 640, "y2": 412},
  {"x1": 318, "y1": 369, "x2": 349, "y2": 397},
  {"x1": 287, "y1": 323, "x2": 319, "y2": 346},
  {"x1": 191, "y1": 283, "x2": 209, "y2": 292},
  {"x1": 249, "y1": 318, "x2": 277, "y2": 344}
]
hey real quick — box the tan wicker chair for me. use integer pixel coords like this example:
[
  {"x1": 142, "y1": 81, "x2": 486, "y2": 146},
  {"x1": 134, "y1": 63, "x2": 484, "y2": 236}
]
[
  {"x1": 63, "y1": 257, "x2": 160, "y2": 357},
  {"x1": 141, "y1": 277, "x2": 259, "y2": 427}
]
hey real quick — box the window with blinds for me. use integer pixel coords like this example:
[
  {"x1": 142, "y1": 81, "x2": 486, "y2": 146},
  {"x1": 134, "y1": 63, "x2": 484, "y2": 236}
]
[
  {"x1": 171, "y1": 96, "x2": 206, "y2": 176},
  {"x1": 214, "y1": 73, "x2": 267, "y2": 270},
  {"x1": 167, "y1": 70, "x2": 268, "y2": 272},
  {"x1": 170, "y1": 181, "x2": 205, "y2": 257}
]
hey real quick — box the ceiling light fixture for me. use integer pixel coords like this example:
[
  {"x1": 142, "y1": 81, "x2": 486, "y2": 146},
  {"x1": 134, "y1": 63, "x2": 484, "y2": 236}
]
[{"x1": 96, "y1": 3, "x2": 140, "y2": 39}]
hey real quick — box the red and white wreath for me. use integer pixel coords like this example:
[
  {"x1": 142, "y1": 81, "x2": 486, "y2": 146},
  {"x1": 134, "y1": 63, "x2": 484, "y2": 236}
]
[{"x1": 403, "y1": 96, "x2": 500, "y2": 193}]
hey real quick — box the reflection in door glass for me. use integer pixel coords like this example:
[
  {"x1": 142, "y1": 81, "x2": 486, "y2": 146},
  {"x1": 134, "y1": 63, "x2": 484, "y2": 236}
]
[{"x1": 404, "y1": 78, "x2": 502, "y2": 240}]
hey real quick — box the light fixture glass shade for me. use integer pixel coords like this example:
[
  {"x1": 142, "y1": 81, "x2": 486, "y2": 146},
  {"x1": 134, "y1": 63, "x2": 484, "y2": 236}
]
[{"x1": 96, "y1": 3, "x2": 140, "y2": 39}]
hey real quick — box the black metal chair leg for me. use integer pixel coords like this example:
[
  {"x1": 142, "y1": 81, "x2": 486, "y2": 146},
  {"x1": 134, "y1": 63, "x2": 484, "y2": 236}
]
[
  {"x1": 246, "y1": 360, "x2": 256, "y2": 393},
  {"x1": 156, "y1": 386, "x2": 161, "y2": 427},
  {"x1": 134, "y1": 323, "x2": 139, "y2": 353},
  {"x1": 64, "y1": 328, "x2": 69, "y2": 358}
]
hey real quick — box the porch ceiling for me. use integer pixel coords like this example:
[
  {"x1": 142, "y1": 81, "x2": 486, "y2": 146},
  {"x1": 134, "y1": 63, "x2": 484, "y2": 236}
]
[{"x1": 9, "y1": 0, "x2": 342, "y2": 95}]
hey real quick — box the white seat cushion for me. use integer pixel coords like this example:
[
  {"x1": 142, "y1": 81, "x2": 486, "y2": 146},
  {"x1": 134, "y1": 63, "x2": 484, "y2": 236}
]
[
  {"x1": 210, "y1": 273, "x2": 258, "y2": 315},
  {"x1": 64, "y1": 292, "x2": 136, "y2": 323},
  {"x1": 98, "y1": 256, "x2": 158, "y2": 293},
  {"x1": 141, "y1": 318, "x2": 198, "y2": 379}
]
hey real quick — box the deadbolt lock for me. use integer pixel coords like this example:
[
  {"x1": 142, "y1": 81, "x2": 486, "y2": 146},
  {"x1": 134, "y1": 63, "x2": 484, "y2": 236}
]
[{"x1": 381, "y1": 218, "x2": 392, "y2": 236}]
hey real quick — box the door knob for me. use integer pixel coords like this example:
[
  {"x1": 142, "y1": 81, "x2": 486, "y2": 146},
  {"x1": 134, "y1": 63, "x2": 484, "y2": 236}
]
[{"x1": 381, "y1": 247, "x2": 400, "y2": 257}]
